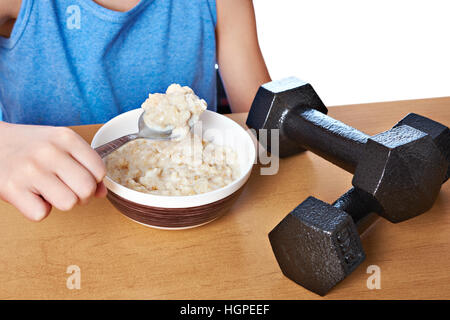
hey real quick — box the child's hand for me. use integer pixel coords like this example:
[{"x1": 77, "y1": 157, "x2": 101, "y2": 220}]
[{"x1": 0, "y1": 122, "x2": 107, "y2": 221}]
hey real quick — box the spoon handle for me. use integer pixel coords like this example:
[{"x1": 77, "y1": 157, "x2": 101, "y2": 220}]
[{"x1": 94, "y1": 133, "x2": 139, "y2": 158}]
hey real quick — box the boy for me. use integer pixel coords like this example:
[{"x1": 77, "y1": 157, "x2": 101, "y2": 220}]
[{"x1": 0, "y1": 0, "x2": 271, "y2": 221}]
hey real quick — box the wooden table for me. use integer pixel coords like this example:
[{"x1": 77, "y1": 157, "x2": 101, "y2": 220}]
[{"x1": 0, "y1": 98, "x2": 449, "y2": 299}]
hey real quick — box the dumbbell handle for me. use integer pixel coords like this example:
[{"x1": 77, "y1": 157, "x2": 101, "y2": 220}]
[
  {"x1": 332, "y1": 187, "x2": 380, "y2": 234},
  {"x1": 284, "y1": 107, "x2": 369, "y2": 173}
]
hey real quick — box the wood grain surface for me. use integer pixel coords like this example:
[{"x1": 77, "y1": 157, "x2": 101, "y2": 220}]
[{"x1": 0, "y1": 97, "x2": 449, "y2": 299}]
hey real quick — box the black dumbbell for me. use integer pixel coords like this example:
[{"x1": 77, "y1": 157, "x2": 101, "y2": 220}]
[
  {"x1": 269, "y1": 187, "x2": 380, "y2": 296},
  {"x1": 246, "y1": 77, "x2": 449, "y2": 295},
  {"x1": 246, "y1": 77, "x2": 449, "y2": 223}
]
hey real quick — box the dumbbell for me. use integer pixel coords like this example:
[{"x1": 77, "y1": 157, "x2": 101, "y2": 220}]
[
  {"x1": 247, "y1": 77, "x2": 449, "y2": 222},
  {"x1": 269, "y1": 187, "x2": 379, "y2": 296},
  {"x1": 246, "y1": 77, "x2": 450, "y2": 294}
]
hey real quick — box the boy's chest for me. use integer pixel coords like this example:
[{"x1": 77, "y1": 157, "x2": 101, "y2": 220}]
[
  {"x1": 0, "y1": 0, "x2": 141, "y2": 37},
  {"x1": 0, "y1": 0, "x2": 218, "y2": 125}
]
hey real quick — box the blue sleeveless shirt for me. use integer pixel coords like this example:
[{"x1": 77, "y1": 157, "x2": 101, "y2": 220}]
[{"x1": 0, "y1": 0, "x2": 217, "y2": 125}]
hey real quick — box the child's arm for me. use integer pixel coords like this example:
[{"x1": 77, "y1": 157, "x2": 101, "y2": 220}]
[
  {"x1": 216, "y1": 0, "x2": 271, "y2": 113},
  {"x1": 0, "y1": 0, "x2": 20, "y2": 36},
  {"x1": 0, "y1": 122, "x2": 107, "y2": 221},
  {"x1": 0, "y1": 0, "x2": 19, "y2": 24},
  {"x1": 0, "y1": 1, "x2": 106, "y2": 222}
]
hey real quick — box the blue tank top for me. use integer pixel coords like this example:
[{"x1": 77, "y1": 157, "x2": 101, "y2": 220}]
[{"x1": 0, "y1": 0, "x2": 217, "y2": 125}]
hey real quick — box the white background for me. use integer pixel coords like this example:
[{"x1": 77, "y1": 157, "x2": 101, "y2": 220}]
[{"x1": 253, "y1": 0, "x2": 450, "y2": 106}]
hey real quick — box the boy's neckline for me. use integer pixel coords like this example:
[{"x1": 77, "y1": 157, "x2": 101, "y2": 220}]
[
  {"x1": 78, "y1": 0, "x2": 152, "y2": 23},
  {"x1": 90, "y1": 0, "x2": 142, "y2": 13}
]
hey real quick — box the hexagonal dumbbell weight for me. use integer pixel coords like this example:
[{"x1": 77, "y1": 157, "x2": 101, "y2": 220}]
[
  {"x1": 269, "y1": 187, "x2": 380, "y2": 296},
  {"x1": 394, "y1": 112, "x2": 450, "y2": 182}
]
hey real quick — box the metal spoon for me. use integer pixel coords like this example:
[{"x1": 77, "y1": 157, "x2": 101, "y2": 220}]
[{"x1": 95, "y1": 113, "x2": 173, "y2": 158}]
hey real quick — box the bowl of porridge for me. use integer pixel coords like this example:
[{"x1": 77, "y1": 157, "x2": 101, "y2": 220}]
[{"x1": 91, "y1": 85, "x2": 256, "y2": 229}]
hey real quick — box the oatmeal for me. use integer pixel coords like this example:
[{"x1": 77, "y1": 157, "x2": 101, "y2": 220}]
[
  {"x1": 141, "y1": 84, "x2": 207, "y2": 138},
  {"x1": 106, "y1": 85, "x2": 240, "y2": 196},
  {"x1": 105, "y1": 137, "x2": 239, "y2": 196}
]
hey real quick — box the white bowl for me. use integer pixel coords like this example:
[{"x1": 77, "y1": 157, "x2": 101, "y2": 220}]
[{"x1": 91, "y1": 109, "x2": 255, "y2": 229}]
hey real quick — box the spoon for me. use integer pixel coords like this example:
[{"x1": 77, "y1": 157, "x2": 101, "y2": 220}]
[{"x1": 95, "y1": 112, "x2": 174, "y2": 158}]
